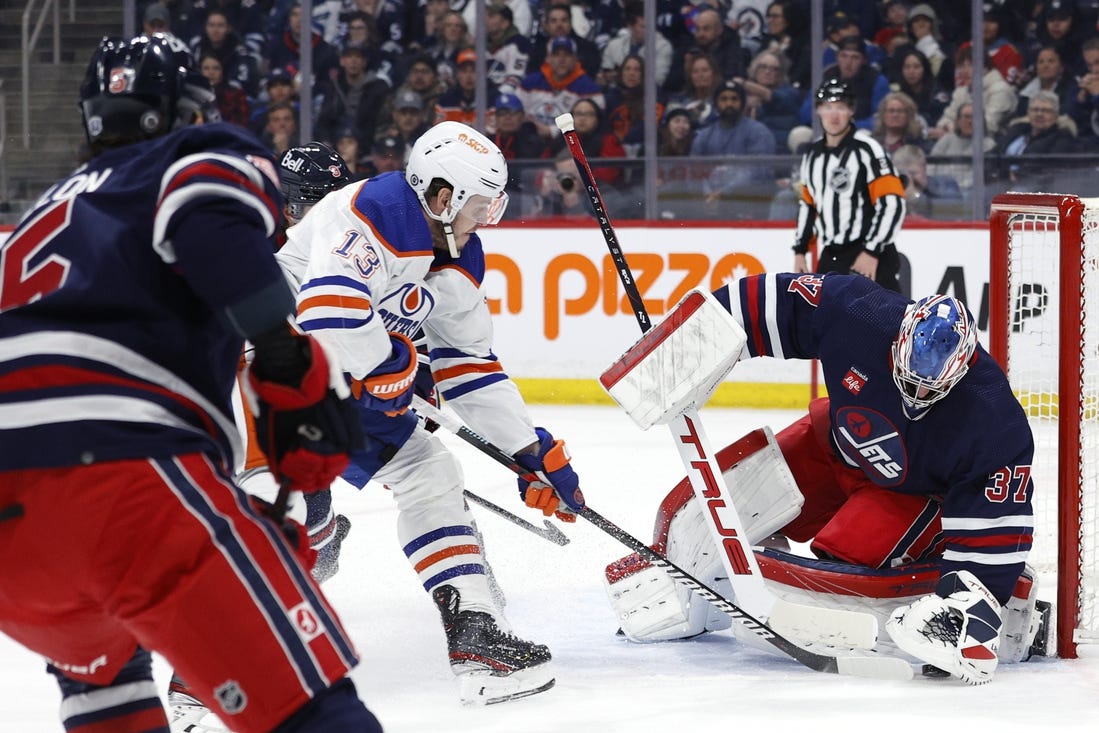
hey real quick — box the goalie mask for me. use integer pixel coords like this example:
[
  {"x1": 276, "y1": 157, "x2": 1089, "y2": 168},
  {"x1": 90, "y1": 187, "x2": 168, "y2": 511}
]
[
  {"x1": 279, "y1": 142, "x2": 352, "y2": 224},
  {"x1": 891, "y1": 295, "x2": 977, "y2": 420},
  {"x1": 405, "y1": 121, "x2": 509, "y2": 256},
  {"x1": 79, "y1": 33, "x2": 217, "y2": 154}
]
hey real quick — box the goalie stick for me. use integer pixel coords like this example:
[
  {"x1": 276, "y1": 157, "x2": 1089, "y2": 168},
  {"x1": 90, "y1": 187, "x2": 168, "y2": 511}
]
[{"x1": 410, "y1": 395, "x2": 912, "y2": 680}]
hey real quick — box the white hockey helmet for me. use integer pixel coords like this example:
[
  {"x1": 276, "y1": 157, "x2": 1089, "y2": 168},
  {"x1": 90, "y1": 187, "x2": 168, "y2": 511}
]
[{"x1": 405, "y1": 121, "x2": 509, "y2": 230}]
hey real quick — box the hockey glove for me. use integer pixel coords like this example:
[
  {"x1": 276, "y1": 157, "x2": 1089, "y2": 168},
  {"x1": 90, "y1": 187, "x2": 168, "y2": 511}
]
[
  {"x1": 350, "y1": 332, "x2": 417, "y2": 416},
  {"x1": 515, "y1": 427, "x2": 585, "y2": 522},
  {"x1": 247, "y1": 331, "x2": 363, "y2": 493},
  {"x1": 885, "y1": 569, "x2": 1002, "y2": 685}
]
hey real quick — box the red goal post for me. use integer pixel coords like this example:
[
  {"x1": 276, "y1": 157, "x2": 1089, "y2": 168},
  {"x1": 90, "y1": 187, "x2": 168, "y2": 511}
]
[{"x1": 989, "y1": 192, "x2": 1099, "y2": 659}]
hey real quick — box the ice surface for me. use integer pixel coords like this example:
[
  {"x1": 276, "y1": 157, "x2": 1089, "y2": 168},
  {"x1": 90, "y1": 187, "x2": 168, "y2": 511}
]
[{"x1": 2, "y1": 405, "x2": 1097, "y2": 732}]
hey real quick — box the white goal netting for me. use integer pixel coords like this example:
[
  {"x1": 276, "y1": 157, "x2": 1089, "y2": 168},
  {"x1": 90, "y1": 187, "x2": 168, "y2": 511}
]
[{"x1": 993, "y1": 194, "x2": 1099, "y2": 658}]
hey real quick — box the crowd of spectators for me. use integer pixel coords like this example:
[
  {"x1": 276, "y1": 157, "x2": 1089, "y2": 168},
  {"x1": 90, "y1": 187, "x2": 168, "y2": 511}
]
[{"x1": 137, "y1": 0, "x2": 1099, "y2": 221}]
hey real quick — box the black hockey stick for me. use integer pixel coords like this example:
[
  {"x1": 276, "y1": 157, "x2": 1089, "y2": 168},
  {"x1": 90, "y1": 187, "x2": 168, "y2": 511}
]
[{"x1": 410, "y1": 395, "x2": 912, "y2": 680}]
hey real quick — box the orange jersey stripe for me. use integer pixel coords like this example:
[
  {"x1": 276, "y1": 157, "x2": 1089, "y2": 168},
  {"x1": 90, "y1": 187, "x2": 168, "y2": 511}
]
[
  {"x1": 432, "y1": 360, "x2": 504, "y2": 383},
  {"x1": 297, "y1": 293, "x2": 373, "y2": 314},
  {"x1": 413, "y1": 544, "x2": 482, "y2": 573}
]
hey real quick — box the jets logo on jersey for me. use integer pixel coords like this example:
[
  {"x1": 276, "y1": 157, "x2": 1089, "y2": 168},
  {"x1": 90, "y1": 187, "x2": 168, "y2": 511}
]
[
  {"x1": 834, "y1": 406, "x2": 907, "y2": 485},
  {"x1": 787, "y1": 273, "x2": 825, "y2": 305}
]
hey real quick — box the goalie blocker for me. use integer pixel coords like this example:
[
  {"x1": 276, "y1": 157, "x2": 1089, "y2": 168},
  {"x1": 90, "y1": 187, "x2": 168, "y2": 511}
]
[{"x1": 604, "y1": 428, "x2": 1046, "y2": 667}]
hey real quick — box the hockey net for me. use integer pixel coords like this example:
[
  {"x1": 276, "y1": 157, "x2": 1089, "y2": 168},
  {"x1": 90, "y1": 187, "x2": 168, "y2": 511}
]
[{"x1": 989, "y1": 193, "x2": 1099, "y2": 659}]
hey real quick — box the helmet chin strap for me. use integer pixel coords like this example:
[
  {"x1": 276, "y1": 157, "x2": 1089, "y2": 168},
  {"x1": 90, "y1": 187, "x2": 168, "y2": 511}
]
[{"x1": 443, "y1": 221, "x2": 460, "y2": 258}]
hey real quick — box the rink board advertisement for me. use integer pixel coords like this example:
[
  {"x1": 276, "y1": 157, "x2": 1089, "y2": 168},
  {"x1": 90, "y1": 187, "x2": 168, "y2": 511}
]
[{"x1": 0, "y1": 222, "x2": 995, "y2": 401}]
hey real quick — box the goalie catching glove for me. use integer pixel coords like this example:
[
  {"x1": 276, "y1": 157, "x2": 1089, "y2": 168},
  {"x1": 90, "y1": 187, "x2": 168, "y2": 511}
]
[
  {"x1": 885, "y1": 570, "x2": 1002, "y2": 685},
  {"x1": 515, "y1": 427, "x2": 585, "y2": 522},
  {"x1": 246, "y1": 327, "x2": 363, "y2": 492}
]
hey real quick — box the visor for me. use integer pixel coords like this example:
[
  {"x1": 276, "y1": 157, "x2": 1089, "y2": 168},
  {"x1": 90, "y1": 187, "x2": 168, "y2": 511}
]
[{"x1": 459, "y1": 191, "x2": 509, "y2": 226}]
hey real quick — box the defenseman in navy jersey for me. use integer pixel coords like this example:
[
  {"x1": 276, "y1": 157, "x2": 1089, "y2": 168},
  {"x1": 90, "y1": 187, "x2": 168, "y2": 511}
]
[
  {"x1": 0, "y1": 34, "x2": 379, "y2": 733},
  {"x1": 607, "y1": 272, "x2": 1035, "y2": 686},
  {"x1": 275, "y1": 120, "x2": 586, "y2": 705}
]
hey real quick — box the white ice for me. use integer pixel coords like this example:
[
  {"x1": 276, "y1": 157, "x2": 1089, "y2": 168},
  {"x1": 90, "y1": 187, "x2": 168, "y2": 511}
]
[{"x1": 2, "y1": 405, "x2": 1097, "y2": 732}]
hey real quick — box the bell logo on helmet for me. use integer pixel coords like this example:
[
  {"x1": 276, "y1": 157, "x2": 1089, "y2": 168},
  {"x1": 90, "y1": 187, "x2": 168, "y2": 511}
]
[{"x1": 281, "y1": 150, "x2": 305, "y2": 172}]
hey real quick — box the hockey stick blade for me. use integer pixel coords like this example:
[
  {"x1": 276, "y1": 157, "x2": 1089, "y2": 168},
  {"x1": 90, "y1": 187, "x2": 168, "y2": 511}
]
[
  {"x1": 463, "y1": 489, "x2": 570, "y2": 546},
  {"x1": 411, "y1": 396, "x2": 910, "y2": 680}
]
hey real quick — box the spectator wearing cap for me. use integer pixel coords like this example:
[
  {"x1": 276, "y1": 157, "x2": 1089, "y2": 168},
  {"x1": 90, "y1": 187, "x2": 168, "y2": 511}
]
[
  {"x1": 821, "y1": 11, "x2": 885, "y2": 70},
  {"x1": 601, "y1": 0, "x2": 673, "y2": 88},
  {"x1": 393, "y1": 53, "x2": 448, "y2": 119},
  {"x1": 250, "y1": 69, "x2": 298, "y2": 137},
  {"x1": 378, "y1": 88, "x2": 431, "y2": 150},
  {"x1": 362, "y1": 134, "x2": 407, "y2": 177},
  {"x1": 141, "y1": 2, "x2": 171, "y2": 35},
  {"x1": 189, "y1": 8, "x2": 261, "y2": 100},
  {"x1": 334, "y1": 126, "x2": 370, "y2": 180},
  {"x1": 798, "y1": 35, "x2": 890, "y2": 130},
  {"x1": 665, "y1": 6, "x2": 747, "y2": 97},
  {"x1": 690, "y1": 79, "x2": 776, "y2": 202},
  {"x1": 266, "y1": 2, "x2": 340, "y2": 91},
  {"x1": 316, "y1": 43, "x2": 391, "y2": 154},
  {"x1": 491, "y1": 92, "x2": 548, "y2": 200},
  {"x1": 658, "y1": 106, "x2": 696, "y2": 157},
  {"x1": 435, "y1": 49, "x2": 499, "y2": 131},
  {"x1": 462, "y1": 0, "x2": 533, "y2": 39},
  {"x1": 1023, "y1": 0, "x2": 1088, "y2": 79},
  {"x1": 906, "y1": 4, "x2": 951, "y2": 81},
  {"x1": 519, "y1": 35, "x2": 605, "y2": 139},
  {"x1": 483, "y1": 2, "x2": 532, "y2": 90},
  {"x1": 956, "y1": 3, "x2": 1025, "y2": 87},
  {"x1": 529, "y1": 3, "x2": 602, "y2": 80}
]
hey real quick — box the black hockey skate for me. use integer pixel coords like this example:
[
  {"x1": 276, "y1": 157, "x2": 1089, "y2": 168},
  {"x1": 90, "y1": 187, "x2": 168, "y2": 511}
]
[
  {"x1": 311, "y1": 513, "x2": 351, "y2": 584},
  {"x1": 432, "y1": 584, "x2": 554, "y2": 705}
]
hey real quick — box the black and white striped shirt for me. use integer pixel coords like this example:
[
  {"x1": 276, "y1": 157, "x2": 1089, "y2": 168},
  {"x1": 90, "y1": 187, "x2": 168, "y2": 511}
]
[{"x1": 793, "y1": 127, "x2": 905, "y2": 255}]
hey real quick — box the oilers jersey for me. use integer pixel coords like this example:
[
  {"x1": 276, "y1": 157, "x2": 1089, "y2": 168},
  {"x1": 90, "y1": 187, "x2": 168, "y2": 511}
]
[
  {"x1": 0, "y1": 123, "x2": 287, "y2": 472},
  {"x1": 276, "y1": 171, "x2": 537, "y2": 457},
  {"x1": 715, "y1": 272, "x2": 1034, "y2": 603}
]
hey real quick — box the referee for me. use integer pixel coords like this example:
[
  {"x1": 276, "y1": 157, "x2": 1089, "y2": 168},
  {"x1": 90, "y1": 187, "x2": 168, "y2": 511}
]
[{"x1": 794, "y1": 78, "x2": 906, "y2": 291}]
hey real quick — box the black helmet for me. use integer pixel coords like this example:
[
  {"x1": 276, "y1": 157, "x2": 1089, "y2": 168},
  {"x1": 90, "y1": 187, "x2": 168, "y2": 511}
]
[
  {"x1": 278, "y1": 142, "x2": 352, "y2": 222},
  {"x1": 79, "y1": 33, "x2": 216, "y2": 154},
  {"x1": 814, "y1": 77, "x2": 855, "y2": 107}
]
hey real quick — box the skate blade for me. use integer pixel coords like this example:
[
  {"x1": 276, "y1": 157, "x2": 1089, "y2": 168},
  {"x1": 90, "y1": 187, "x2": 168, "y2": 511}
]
[{"x1": 458, "y1": 664, "x2": 556, "y2": 706}]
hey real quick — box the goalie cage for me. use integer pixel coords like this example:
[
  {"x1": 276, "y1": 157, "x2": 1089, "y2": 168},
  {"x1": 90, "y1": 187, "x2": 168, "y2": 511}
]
[{"x1": 990, "y1": 192, "x2": 1099, "y2": 659}]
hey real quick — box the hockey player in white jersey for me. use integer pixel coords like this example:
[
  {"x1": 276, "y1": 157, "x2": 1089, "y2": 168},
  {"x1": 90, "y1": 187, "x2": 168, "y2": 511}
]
[{"x1": 276, "y1": 121, "x2": 586, "y2": 705}]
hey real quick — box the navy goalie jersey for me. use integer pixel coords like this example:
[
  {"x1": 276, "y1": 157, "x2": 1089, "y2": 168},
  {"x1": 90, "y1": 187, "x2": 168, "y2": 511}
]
[
  {"x1": 715, "y1": 272, "x2": 1035, "y2": 602},
  {"x1": 0, "y1": 123, "x2": 287, "y2": 472}
]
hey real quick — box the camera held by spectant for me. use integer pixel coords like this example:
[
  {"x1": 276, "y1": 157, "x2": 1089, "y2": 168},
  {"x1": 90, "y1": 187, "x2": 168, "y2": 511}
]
[{"x1": 556, "y1": 172, "x2": 577, "y2": 192}]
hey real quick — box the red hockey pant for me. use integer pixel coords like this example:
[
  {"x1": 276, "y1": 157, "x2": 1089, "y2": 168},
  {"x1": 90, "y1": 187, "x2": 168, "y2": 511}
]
[
  {"x1": 776, "y1": 399, "x2": 944, "y2": 568},
  {"x1": 0, "y1": 453, "x2": 358, "y2": 733}
]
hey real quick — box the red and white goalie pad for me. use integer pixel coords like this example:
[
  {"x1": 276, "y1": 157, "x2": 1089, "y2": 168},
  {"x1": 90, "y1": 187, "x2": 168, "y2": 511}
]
[
  {"x1": 600, "y1": 289, "x2": 746, "y2": 430},
  {"x1": 604, "y1": 428, "x2": 803, "y2": 642}
]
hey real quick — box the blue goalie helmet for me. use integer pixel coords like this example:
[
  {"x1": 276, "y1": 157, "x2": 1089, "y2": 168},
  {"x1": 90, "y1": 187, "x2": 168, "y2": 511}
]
[
  {"x1": 79, "y1": 33, "x2": 216, "y2": 154},
  {"x1": 278, "y1": 142, "x2": 352, "y2": 223},
  {"x1": 891, "y1": 294, "x2": 977, "y2": 419}
]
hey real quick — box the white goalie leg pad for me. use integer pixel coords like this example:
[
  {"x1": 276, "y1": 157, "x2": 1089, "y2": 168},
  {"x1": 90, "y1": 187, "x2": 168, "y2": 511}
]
[
  {"x1": 600, "y1": 289, "x2": 747, "y2": 430},
  {"x1": 604, "y1": 428, "x2": 803, "y2": 642},
  {"x1": 999, "y1": 567, "x2": 1041, "y2": 663}
]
